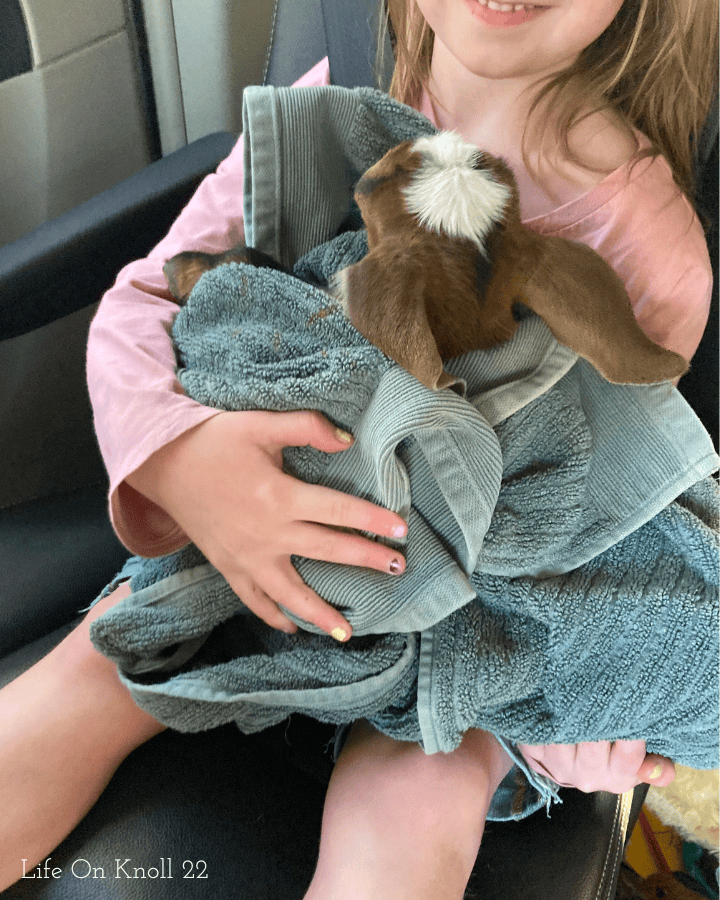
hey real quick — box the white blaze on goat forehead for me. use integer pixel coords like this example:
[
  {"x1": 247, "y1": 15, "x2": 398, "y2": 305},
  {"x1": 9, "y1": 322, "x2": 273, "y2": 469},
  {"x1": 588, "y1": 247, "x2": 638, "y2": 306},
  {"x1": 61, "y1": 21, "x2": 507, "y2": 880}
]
[{"x1": 402, "y1": 132, "x2": 510, "y2": 252}]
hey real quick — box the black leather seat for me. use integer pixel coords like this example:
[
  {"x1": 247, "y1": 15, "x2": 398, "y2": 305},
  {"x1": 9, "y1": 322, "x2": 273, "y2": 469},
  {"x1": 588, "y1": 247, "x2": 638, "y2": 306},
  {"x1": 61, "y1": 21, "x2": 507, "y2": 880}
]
[{"x1": 1, "y1": 0, "x2": 716, "y2": 896}]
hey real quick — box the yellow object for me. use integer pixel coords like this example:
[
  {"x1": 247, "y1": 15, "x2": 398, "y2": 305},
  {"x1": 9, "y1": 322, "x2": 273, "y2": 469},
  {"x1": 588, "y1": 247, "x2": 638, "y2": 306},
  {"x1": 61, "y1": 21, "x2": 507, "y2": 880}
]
[{"x1": 625, "y1": 806, "x2": 685, "y2": 878}]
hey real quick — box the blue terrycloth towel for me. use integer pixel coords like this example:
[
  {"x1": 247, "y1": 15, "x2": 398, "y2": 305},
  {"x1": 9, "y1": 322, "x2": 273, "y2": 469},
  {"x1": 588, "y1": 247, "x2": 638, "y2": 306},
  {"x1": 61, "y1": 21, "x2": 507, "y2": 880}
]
[{"x1": 90, "y1": 86, "x2": 720, "y2": 819}]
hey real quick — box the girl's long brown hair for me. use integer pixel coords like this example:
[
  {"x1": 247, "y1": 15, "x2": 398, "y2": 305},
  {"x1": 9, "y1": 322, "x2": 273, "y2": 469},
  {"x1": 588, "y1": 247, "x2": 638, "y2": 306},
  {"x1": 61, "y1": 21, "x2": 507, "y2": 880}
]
[{"x1": 382, "y1": 0, "x2": 718, "y2": 206}]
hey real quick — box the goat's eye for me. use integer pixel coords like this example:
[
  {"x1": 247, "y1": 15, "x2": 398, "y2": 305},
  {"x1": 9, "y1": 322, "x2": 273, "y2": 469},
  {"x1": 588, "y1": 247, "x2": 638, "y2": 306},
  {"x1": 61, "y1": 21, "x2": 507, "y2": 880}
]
[{"x1": 355, "y1": 172, "x2": 394, "y2": 196}]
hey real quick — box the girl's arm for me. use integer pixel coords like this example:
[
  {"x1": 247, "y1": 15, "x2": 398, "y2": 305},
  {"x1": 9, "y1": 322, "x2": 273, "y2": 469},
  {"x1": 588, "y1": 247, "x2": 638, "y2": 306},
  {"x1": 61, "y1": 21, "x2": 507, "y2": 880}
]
[{"x1": 87, "y1": 133, "x2": 248, "y2": 558}]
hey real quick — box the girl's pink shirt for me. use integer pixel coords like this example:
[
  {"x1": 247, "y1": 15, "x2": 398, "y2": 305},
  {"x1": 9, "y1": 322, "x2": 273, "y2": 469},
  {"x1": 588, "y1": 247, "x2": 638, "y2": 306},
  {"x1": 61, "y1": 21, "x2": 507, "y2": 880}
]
[{"x1": 87, "y1": 56, "x2": 712, "y2": 557}]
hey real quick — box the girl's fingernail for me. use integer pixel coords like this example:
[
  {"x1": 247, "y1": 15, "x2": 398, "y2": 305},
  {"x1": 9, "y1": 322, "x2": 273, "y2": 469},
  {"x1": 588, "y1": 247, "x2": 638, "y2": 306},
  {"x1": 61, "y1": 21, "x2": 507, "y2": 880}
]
[
  {"x1": 392, "y1": 524, "x2": 407, "y2": 538},
  {"x1": 335, "y1": 428, "x2": 353, "y2": 443},
  {"x1": 331, "y1": 627, "x2": 348, "y2": 642},
  {"x1": 649, "y1": 764, "x2": 663, "y2": 781},
  {"x1": 389, "y1": 557, "x2": 403, "y2": 574}
]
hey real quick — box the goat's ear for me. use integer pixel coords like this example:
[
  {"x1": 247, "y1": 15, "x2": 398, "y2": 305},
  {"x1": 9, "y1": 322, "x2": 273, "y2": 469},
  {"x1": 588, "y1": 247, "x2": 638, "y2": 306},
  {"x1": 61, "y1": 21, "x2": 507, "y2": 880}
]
[
  {"x1": 520, "y1": 235, "x2": 688, "y2": 384},
  {"x1": 163, "y1": 251, "x2": 218, "y2": 304},
  {"x1": 343, "y1": 256, "x2": 458, "y2": 391},
  {"x1": 163, "y1": 243, "x2": 285, "y2": 305}
]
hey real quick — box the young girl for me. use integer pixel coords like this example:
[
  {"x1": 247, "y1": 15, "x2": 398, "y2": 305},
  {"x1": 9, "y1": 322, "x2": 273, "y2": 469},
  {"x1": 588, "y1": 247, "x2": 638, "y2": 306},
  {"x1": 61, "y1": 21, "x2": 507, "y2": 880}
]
[{"x1": 1, "y1": 0, "x2": 715, "y2": 895}]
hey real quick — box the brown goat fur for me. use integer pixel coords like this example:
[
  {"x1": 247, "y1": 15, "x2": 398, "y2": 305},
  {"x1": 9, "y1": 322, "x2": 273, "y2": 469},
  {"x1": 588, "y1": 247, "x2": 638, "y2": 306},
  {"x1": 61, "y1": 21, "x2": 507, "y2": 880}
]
[{"x1": 163, "y1": 134, "x2": 688, "y2": 390}]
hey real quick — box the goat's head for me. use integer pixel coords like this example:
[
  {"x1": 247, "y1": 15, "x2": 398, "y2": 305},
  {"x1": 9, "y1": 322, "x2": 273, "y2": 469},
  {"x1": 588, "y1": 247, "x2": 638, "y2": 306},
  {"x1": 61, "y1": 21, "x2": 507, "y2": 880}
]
[{"x1": 337, "y1": 132, "x2": 688, "y2": 390}]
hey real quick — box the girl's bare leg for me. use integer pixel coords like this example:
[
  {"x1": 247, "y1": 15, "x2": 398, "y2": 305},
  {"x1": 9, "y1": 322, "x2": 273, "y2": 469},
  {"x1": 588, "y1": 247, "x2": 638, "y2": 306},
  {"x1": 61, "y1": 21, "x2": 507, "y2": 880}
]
[
  {"x1": 304, "y1": 721, "x2": 513, "y2": 900},
  {"x1": 0, "y1": 583, "x2": 165, "y2": 890}
]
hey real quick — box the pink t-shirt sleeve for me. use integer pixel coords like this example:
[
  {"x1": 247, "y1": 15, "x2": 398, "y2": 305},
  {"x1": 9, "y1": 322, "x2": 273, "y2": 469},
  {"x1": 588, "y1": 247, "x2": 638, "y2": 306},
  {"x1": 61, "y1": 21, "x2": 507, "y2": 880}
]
[{"x1": 87, "y1": 57, "x2": 331, "y2": 557}]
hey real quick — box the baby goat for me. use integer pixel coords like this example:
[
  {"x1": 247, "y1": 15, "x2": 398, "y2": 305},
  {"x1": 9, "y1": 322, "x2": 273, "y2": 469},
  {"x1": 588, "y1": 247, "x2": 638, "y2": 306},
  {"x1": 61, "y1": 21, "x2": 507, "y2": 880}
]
[{"x1": 164, "y1": 132, "x2": 688, "y2": 390}]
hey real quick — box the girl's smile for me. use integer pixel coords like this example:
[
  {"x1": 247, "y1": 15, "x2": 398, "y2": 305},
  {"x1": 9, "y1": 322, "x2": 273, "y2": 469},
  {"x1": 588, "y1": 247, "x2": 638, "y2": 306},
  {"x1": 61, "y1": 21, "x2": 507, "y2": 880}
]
[{"x1": 464, "y1": 0, "x2": 551, "y2": 28}]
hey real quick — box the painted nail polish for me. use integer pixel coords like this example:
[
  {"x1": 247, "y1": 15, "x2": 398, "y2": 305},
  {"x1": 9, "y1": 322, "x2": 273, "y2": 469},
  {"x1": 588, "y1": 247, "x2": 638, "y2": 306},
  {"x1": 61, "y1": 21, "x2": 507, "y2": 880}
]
[
  {"x1": 331, "y1": 627, "x2": 348, "y2": 642},
  {"x1": 335, "y1": 428, "x2": 353, "y2": 443},
  {"x1": 389, "y1": 558, "x2": 403, "y2": 574}
]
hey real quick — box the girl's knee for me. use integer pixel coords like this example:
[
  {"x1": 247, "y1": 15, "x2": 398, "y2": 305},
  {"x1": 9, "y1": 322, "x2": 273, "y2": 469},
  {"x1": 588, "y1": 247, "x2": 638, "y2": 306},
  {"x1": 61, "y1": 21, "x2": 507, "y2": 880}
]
[{"x1": 40, "y1": 583, "x2": 165, "y2": 745}]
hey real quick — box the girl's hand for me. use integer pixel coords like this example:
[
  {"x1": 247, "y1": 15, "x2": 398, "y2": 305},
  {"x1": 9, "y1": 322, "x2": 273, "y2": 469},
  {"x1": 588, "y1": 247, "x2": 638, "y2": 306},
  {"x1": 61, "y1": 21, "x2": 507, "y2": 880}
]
[
  {"x1": 126, "y1": 410, "x2": 407, "y2": 640},
  {"x1": 518, "y1": 740, "x2": 676, "y2": 793}
]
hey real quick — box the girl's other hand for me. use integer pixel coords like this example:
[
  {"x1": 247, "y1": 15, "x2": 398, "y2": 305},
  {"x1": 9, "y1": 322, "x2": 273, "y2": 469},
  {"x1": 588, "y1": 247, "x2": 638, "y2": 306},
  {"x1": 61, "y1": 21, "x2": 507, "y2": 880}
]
[
  {"x1": 126, "y1": 410, "x2": 408, "y2": 640},
  {"x1": 518, "y1": 740, "x2": 676, "y2": 794}
]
